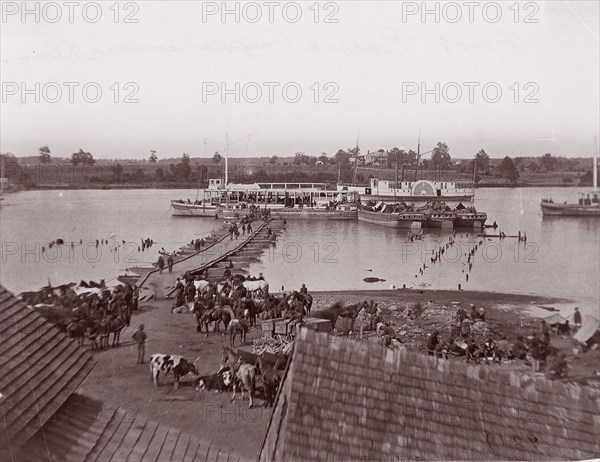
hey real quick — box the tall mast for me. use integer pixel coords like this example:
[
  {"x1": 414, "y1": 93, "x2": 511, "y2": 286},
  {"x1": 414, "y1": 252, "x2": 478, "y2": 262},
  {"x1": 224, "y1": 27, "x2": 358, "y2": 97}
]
[
  {"x1": 414, "y1": 129, "x2": 421, "y2": 181},
  {"x1": 594, "y1": 136, "x2": 598, "y2": 191},
  {"x1": 352, "y1": 131, "x2": 360, "y2": 184},
  {"x1": 225, "y1": 132, "x2": 229, "y2": 185}
]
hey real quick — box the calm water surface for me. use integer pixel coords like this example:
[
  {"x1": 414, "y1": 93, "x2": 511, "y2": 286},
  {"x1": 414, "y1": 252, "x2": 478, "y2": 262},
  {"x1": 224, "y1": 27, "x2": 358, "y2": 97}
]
[{"x1": 1, "y1": 187, "x2": 598, "y2": 313}]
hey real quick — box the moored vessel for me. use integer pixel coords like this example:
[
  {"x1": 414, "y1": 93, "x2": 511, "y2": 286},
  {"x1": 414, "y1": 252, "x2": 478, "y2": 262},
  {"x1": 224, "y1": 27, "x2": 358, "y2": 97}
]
[
  {"x1": 541, "y1": 142, "x2": 600, "y2": 217},
  {"x1": 358, "y1": 203, "x2": 425, "y2": 229},
  {"x1": 339, "y1": 178, "x2": 475, "y2": 207}
]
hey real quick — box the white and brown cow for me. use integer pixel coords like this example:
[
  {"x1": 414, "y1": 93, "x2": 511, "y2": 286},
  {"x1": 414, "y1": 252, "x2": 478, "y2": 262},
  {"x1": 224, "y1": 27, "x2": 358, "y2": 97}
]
[
  {"x1": 150, "y1": 354, "x2": 199, "y2": 390},
  {"x1": 195, "y1": 366, "x2": 233, "y2": 393}
]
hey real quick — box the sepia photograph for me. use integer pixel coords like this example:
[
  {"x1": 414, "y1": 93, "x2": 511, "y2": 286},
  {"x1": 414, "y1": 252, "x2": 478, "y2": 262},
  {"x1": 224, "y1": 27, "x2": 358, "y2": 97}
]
[{"x1": 1, "y1": 1, "x2": 599, "y2": 461}]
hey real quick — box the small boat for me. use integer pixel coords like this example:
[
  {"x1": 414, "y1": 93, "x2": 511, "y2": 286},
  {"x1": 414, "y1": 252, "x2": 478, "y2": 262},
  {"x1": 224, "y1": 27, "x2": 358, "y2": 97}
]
[
  {"x1": 541, "y1": 144, "x2": 600, "y2": 217},
  {"x1": 454, "y1": 210, "x2": 487, "y2": 228},
  {"x1": 358, "y1": 203, "x2": 425, "y2": 228},
  {"x1": 424, "y1": 210, "x2": 456, "y2": 229}
]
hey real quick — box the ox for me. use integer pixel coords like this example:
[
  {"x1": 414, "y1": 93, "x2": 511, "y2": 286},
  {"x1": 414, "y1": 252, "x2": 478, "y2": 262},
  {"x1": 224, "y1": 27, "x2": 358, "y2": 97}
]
[
  {"x1": 196, "y1": 367, "x2": 233, "y2": 393},
  {"x1": 150, "y1": 354, "x2": 199, "y2": 390}
]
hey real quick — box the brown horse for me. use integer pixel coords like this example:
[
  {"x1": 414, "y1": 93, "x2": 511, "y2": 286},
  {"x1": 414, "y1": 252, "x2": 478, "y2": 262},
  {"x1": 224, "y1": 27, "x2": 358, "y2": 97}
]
[
  {"x1": 256, "y1": 355, "x2": 282, "y2": 408},
  {"x1": 201, "y1": 308, "x2": 232, "y2": 336},
  {"x1": 312, "y1": 301, "x2": 364, "y2": 332}
]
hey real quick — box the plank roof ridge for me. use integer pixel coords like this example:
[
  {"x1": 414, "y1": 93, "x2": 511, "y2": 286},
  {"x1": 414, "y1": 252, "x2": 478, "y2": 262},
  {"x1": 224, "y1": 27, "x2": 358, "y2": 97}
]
[
  {"x1": 123, "y1": 416, "x2": 159, "y2": 462},
  {"x1": 118, "y1": 415, "x2": 148, "y2": 462},
  {"x1": 95, "y1": 407, "x2": 137, "y2": 461},
  {"x1": 0, "y1": 305, "x2": 39, "y2": 338},
  {"x1": 8, "y1": 353, "x2": 96, "y2": 449},
  {"x1": 83, "y1": 402, "x2": 125, "y2": 462},
  {"x1": 2, "y1": 341, "x2": 91, "y2": 421},
  {"x1": 0, "y1": 322, "x2": 63, "y2": 376},
  {"x1": 0, "y1": 334, "x2": 76, "y2": 397}
]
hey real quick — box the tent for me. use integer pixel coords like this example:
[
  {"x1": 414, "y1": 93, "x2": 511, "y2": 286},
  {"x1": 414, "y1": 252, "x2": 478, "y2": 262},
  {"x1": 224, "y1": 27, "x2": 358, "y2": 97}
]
[
  {"x1": 573, "y1": 316, "x2": 600, "y2": 345},
  {"x1": 543, "y1": 313, "x2": 568, "y2": 325}
]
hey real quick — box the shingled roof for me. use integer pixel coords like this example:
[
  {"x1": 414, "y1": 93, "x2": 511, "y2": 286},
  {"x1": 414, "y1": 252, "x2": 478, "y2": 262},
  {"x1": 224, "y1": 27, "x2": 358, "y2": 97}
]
[
  {"x1": 0, "y1": 284, "x2": 96, "y2": 458},
  {"x1": 260, "y1": 328, "x2": 600, "y2": 461},
  {"x1": 15, "y1": 393, "x2": 251, "y2": 462}
]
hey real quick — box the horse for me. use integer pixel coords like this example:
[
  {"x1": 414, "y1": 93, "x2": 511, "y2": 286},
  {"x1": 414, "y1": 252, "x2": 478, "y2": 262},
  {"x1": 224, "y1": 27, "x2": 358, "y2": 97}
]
[
  {"x1": 243, "y1": 279, "x2": 269, "y2": 296},
  {"x1": 256, "y1": 355, "x2": 282, "y2": 408},
  {"x1": 100, "y1": 316, "x2": 126, "y2": 347},
  {"x1": 191, "y1": 301, "x2": 207, "y2": 333},
  {"x1": 201, "y1": 308, "x2": 232, "y2": 336},
  {"x1": 242, "y1": 298, "x2": 257, "y2": 326},
  {"x1": 312, "y1": 301, "x2": 363, "y2": 332},
  {"x1": 291, "y1": 291, "x2": 313, "y2": 316},
  {"x1": 66, "y1": 320, "x2": 86, "y2": 346},
  {"x1": 229, "y1": 318, "x2": 249, "y2": 347},
  {"x1": 86, "y1": 320, "x2": 103, "y2": 350},
  {"x1": 222, "y1": 346, "x2": 257, "y2": 408}
]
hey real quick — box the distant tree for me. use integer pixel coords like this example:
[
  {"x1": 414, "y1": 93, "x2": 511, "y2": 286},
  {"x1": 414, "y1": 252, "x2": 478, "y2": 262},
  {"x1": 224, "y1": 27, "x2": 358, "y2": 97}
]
[
  {"x1": 334, "y1": 149, "x2": 353, "y2": 182},
  {"x1": 432, "y1": 142, "x2": 452, "y2": 173},
  {"x1": 71, "y1": 149, "x2": 95, "y2": 166},
  {"x1": 473, "y1": 149, "x2": 490, "y2": 175},
  {"x1": 0, "y1": 153, "x2": 20, "y2": 182},
  {"x1": 497, "y1": 156, "x2": 519, "y2": 183},
  {"x1": 111, "y1": 162, "x2": 124, "y2": 182},
  {"x1": 406, "y1": 150, "x2": 418, "y2": 165},
  {"x1": 212, "y1": 152, "x2": 222, "y2": 164},
  {"x1": 318, "y1": 153, "x2": 328, "y2": 164},
  {"x1": 269, "y1": 155, "x2": 278, "y2": 164},
  {"x1": 541, "y1": 153, "x2": 557, "y2": 172},
  {"x1": 39, "y1": 146, "x2": 51, "y2": 164},
  {"x1": 149, "y1": 150, "x2": 158, "y2": 163},
  {"x1": 293, "y1": 152, "x2": 310, "y2": 165},
  {"x1": 155, "y1": 167, "x2": 164, "y2": 180},
  {"x1": 177, "y1": 153, "x2": 192, "y2": 179}
]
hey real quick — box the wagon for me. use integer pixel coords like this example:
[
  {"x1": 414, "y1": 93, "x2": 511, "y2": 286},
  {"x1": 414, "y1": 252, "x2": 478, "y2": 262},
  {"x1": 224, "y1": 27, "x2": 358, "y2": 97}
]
[{"x1": 259, "y1": 317, "x2": 332, "y2": 339}]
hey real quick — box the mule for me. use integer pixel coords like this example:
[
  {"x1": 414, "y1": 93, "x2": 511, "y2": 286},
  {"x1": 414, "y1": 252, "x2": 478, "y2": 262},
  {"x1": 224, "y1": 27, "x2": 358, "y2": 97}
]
[
  {"x1": 229, "y1": 318, "x2": 249, "y2": 347},
  {"x1": 222, "y1": 346, "x2": 257, "y2": 408}
]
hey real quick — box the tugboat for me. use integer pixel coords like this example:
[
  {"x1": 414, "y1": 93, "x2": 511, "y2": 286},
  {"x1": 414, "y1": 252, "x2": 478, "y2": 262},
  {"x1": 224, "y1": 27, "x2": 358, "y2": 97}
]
[{"x1": 541, "y1": 147, "x2": 599, "y2": 217}]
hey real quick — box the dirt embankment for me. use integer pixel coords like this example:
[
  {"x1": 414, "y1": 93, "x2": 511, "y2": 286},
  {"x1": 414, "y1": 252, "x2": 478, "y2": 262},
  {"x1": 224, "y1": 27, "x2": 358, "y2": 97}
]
[{"x1": 77, "y1": 288, "x2": 599, "y2": 460}]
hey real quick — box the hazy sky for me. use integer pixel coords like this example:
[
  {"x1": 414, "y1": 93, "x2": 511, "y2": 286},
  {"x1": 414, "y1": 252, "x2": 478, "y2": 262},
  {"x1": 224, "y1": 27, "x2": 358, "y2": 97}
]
[{"x1": 1, "y1": 1, "x2": 598, "y2": 160}]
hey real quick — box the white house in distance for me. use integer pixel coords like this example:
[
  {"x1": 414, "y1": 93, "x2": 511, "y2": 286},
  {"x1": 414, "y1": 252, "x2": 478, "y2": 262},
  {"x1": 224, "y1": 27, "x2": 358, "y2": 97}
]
[{"x1": 364, "y1": 150, "x2": 388, "y2": 166}]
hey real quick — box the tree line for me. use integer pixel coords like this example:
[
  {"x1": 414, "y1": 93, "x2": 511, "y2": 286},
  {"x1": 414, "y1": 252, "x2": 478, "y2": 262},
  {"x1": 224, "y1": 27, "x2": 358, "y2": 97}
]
[{"x1": 0, "y1": 145, "x2": 596, "y2": 188}]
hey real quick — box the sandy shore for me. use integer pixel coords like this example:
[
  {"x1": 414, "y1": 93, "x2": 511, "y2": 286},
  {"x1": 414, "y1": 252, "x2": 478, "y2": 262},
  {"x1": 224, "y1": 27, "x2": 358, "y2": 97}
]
[{"x1": 75, "y1": 286, "x2": 599, "y2": 460}]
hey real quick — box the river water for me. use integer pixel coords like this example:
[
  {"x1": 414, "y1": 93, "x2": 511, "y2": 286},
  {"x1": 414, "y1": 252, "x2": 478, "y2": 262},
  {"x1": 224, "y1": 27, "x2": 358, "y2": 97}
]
[{"x1": 1, "y1": 187, "x2": 598, "y2": 313}]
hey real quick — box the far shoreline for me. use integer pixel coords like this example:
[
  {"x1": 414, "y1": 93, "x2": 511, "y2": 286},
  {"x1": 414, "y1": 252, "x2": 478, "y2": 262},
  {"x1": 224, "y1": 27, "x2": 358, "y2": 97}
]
[{"x1": 2, "y1": 182, "x2": 594, "y2": 192}]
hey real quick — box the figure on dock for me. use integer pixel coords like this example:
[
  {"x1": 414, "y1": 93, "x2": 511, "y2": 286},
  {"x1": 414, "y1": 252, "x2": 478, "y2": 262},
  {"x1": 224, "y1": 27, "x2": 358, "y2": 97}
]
[
  {"x1": 167, "y1": 254, "x2": 174, "y2": 273},
  {"x1": 157, "y1": 255, "x2": 165, "y2": 274},
  {"x1": 132, "y1": 324, "x2": 147, "y2": 364}
]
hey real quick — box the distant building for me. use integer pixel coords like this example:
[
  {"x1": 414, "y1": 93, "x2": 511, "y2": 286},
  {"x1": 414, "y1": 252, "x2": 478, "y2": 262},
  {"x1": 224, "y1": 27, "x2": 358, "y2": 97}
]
[
  {"x1": 260, "y1": 327, "x2": 600, "y2": 462},
  {"x1": 364, "y1": 150, "x2": 388, "y2": 166}
]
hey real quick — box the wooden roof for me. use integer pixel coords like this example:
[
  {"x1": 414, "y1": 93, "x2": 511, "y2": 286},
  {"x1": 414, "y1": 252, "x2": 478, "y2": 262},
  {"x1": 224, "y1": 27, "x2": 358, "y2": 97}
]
[
  {"x1": 0, "y1": 284, "x2": 96, "y2": 458},
  {"x1": 260, "y1": 327, "x2": 600, "y2": 461},
  {"x1": 14, "y1": 393, "x2": 251, "y2": 462}
]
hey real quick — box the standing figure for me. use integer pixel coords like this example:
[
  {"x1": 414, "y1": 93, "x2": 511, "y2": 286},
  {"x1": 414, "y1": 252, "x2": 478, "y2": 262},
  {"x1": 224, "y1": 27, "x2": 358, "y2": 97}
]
[{"x1": 132, "y1": 324, "x2": 147, "y2": 364}]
